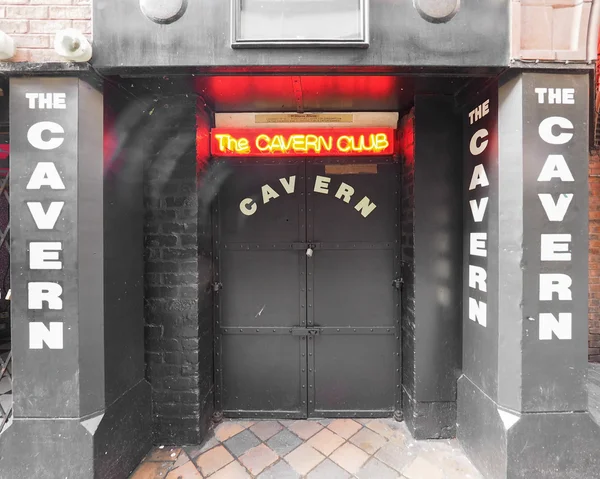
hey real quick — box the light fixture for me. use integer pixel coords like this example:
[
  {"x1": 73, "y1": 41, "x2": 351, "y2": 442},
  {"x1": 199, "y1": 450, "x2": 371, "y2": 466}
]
[
  {"x1": 54, "y1": 29, "x2": 92, "y2": 62},
  {"x1": 0, "y1": 30, "x2": 15, "y2": 61}
]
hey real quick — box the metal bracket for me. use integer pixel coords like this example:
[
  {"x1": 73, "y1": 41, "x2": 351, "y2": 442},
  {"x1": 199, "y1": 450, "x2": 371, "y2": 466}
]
[
  {"x1": 212, "y1": 282, "x2": 223, "y2": 292},
  {"x1": 392, "y1": 278, "x2": 403, "y2": 290},
  {"x1": 291, "y1": 327, "x2": 322, "y2": 336}
]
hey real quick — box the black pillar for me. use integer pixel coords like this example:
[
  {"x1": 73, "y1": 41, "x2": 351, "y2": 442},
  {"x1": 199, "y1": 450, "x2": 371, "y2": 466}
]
[
  {"x1": 400, "y1": 96, "x2": 463, "y2": 438},
  {"x1": 0, "y1": 76, "x2": 151, "y2": 478},
  {"x1": 458, "y1": 72, "x2": 600, "y2": 478}
]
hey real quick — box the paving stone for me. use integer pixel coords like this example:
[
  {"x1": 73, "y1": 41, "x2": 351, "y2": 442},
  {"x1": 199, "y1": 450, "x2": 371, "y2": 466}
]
[
  {"x1": 317, "y1": 418, "x2": 334, "y2": 426},
  {"x1": 214, "y1": 422, "x2": 245, "y2": 442},
  {"x1": 375, "y1": 441, "x2": 417, "y2": 473},
  {"x1": 193, "y1": 435, "x2": 220, "y2": 457},
  {"x1": 329, "y1": 442, "x2": 369, "y2": 474},
  {"x1": 266, "y1": 429, "x2": 304, "y2": 456},
  {"x1": 355, "y1": 418, "x2": 374, "y2": 425},
  {"x1": 129, "y1": 461, "x2": 171, "y2": 479},
  {"x1": 194, "y1": 445, "x2": 234, "y2": 477},
  {"x1": 364, "y1": 419, "x2": 397, "y2": 438},
  {"x1": 238, "y1": 444, "x2": 279, "y2": 475},
  {"x1": 356, "y1": 457, "x2": 400, "y2": 479},
  {"x1": 224, "y1": 429, "x2": 262, "y2": 457},
  {"x1": 285, "y1": 443, "x2": 326, "y2": 476},
  {"x1": 306, "y1": 428, "x2": 345, "y2": 456},
  {"x1": 327, "y1": 419, "x2": 362, "y2": 439},
  {"x1": 236, "y1": 421, "x2": 256, "y2": 429},
  {"x1": 256, "y1": 460, "x2": 301, "y2": 479},
  {"x1": 146, "y1": 447, "x2": 182, "y2": 462},
  {"x1": 402, "y1": 456, "x2": 444, "y2": 479},
  {"x1": 172, "y1": 451, "x2": 191, "y2": 469},
  {"x1": 279, "y1": 419, "x2": 298, "y2": 427},
  {"x1": 165, "y1": 461, "x2": 203, "y2": 479},
  {"x1": 349, "y1": 426, "x2": 387, "y2": 454},
  {"x1": 306, "y1": 458, "x2": 352, "y2": 479},
  {"x1": 210, "y1": 460, "x2": 250, "y2": 479},
  {"x1": 251, "y1": 421, "x2": 284, "y2": 441},
  {"x1": 433, "y1": 452, "x2": 484, "y2": 479},
  {"x1": 288, "y1": 420, "x2": 323, "y2": 440}
]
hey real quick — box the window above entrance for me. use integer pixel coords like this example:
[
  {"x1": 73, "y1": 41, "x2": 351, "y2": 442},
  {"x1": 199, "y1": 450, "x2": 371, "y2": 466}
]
[{"x1": 231, "y1": 0, "x2": 368, "y2": 48}]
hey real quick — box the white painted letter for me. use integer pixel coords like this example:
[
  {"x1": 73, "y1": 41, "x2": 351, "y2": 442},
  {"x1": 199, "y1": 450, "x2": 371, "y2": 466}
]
[
  {"x1": 335, "y1": 182, "x2": 355, "y2": 204},
  {"x1": 539, "y1": 116, "x2": 573, "y2": 145},
  {"x1": 469, "y1": 164, "x2": 489, "y2": 190},
  {"x1": 537, "y1": 155, "x2": 574, "y2": 182},
  {"x1": 539, "y1": 313, "x2": 572, "y2": 340},
  {"x1": 539, "y1": 274, "x2": 572, "y2": 301},
  {"x1": 26, "y1": 162, "x2": 66, "y2": 190},
  {"x1": 29, "y1": 242, "x2": 62, "y2": 269},
  {"x1": 28, "y1": 282, "x2": 63, "y2": 310},
  {"x1": 469, "y1": 197, "x2": 489, "y2": 222},
  {"x1": 314, "y1": 175, "x2": 331, "y2": 194},
  {"x1": 354, "y1": 197, "x2": 377, "y2": 218},
  {"x1": 541, "y1": 234, "x2": 571, "y2": 261},
  {"x1": 469, "y1": 129, "x2": 489, "y2": 156},
  {"x1": 239, "y1": 198, "x2": 257, "y2": 216},
  {"x1": 538, "y1": 194, "x2": 573, "y2": 221},
  {"x1": 468, "y1": 298, "x2": 487, "y2": 327},
  {"x1": 470, "y1": 232, "x2": 487, "y2": 257},
  {"x1": 261, "y1": 184, "x2": 280, "y2": 204},
  {"x1": 27, "y1": 202, "x2": 64, "y2": 230},
  {"x1": 469, "y1": 265, "x2": 487, "y2": 292},
  {"x1": 279, "y1": 176, "x2": 296, "y2": 194},
  {"x1": 29, "y1": 322, "x2": 63, "y2": 349},
  {"x1": 27, "y1": 121, "x2": 64, "y2": 150}
]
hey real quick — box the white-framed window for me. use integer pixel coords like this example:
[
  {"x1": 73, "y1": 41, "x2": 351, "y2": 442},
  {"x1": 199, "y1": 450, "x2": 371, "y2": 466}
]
[{"x1": 231, "y1": 0, "x2": 369, "y2": 48}]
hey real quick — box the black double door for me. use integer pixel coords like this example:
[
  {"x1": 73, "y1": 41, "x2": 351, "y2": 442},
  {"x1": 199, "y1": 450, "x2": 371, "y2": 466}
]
[{"x1": 214, "y1": 158, "x2": 400, "y2": 418}]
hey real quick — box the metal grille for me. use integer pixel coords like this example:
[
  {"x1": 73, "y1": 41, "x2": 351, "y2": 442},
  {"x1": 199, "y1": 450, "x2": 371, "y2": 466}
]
[{"x1": 0, "y1": 171, "x2": 11, "y2": 434}]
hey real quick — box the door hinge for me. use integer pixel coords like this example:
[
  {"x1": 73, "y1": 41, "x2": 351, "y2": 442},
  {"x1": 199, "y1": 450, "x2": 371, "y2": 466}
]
[
  {"x1": 212, "y1": 282, "x2": 223, "y2": 292},
  {"x1": 392, "y1": 278, "x2": 403, "y2": 290}
]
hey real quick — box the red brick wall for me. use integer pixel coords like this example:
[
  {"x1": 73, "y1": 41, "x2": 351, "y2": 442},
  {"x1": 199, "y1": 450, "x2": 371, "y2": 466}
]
[
  {"x1": 590, "y1": 151, "x2": 600, "y2": 362},
  {"x1": 0, "y1": 0, "x2": 91, "y2": 63}
]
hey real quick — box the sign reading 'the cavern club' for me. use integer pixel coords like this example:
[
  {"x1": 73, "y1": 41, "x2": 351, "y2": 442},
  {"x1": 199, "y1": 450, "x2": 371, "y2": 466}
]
[{"x1": 210, "y1": 128, "x2": 395, "y2": 157}]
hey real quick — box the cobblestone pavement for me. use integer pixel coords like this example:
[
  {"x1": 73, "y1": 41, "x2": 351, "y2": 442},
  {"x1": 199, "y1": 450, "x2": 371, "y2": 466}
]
[{"x1": 129, "y1": 418, "x2": 484, "y2": 479}]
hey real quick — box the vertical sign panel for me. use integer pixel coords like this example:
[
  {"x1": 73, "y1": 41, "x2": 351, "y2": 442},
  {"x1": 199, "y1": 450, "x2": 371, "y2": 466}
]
[
  {"x1": 463, "y1": 88, "x2": 499, "y2": 399},
  {"x1": 521, "y1": 74, "x2": 589, "y2": 411},
  {"x1": 10, "y1": 78, "x2": 79, "y2": 417}
]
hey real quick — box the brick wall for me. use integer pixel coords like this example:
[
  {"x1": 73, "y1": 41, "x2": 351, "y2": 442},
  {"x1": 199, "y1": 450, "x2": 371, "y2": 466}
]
[
  {"x1": 590, "y1": 150, "x2": 600, "y2": 362},
  {"x1": 0, "y1": 0, "x2": 91, "y2": 63},
  {"x1": 142, "y1": 96, "x2": 214, "y2": 444},
  {"x1": 398, "y1": 109, "x2": 416, "y2": 420}
]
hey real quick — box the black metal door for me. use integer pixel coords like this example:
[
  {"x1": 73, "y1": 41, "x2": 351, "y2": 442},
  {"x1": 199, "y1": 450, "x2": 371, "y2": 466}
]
[{"x1": 214, "y1": 159, "x2": 400, "y2": 419}]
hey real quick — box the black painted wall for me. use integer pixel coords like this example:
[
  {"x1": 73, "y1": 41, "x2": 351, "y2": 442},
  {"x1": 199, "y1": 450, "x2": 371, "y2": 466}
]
[{"x1": 401, "y1": 96, "x2": 463, "y2": 439}]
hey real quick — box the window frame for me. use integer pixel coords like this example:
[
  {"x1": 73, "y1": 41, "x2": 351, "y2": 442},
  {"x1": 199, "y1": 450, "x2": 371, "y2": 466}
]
[{"x1": 230, "y1": 0, "x2": 369, "y2": 48}]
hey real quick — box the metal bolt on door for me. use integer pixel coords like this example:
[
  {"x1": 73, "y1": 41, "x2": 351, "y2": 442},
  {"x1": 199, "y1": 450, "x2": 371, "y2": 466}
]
[{"x1": 213, "y1": 158, "x2": 401, "y2": 419}]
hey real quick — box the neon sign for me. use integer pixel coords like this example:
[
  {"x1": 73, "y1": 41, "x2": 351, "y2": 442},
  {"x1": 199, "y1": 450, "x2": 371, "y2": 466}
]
[{"x1": 210, "y1": 128, "x2": 395, "y2": 157}]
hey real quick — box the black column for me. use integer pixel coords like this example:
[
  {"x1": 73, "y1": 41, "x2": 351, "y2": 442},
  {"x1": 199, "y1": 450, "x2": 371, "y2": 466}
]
[
  {"x1": 458, "y1": 72, "x2": 600, "y2": 478},
  {"x1": 401, "y1": 96, "x2": 463, "y2": 438},
  {"x1": 0, "y1": 77, "x2": 151, "y2": 478}
]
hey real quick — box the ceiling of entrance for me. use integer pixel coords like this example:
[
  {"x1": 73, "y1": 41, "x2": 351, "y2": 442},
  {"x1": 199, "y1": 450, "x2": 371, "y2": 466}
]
[{"x1": 193, "y1": 75, "x2": 475, "y2": 113}]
